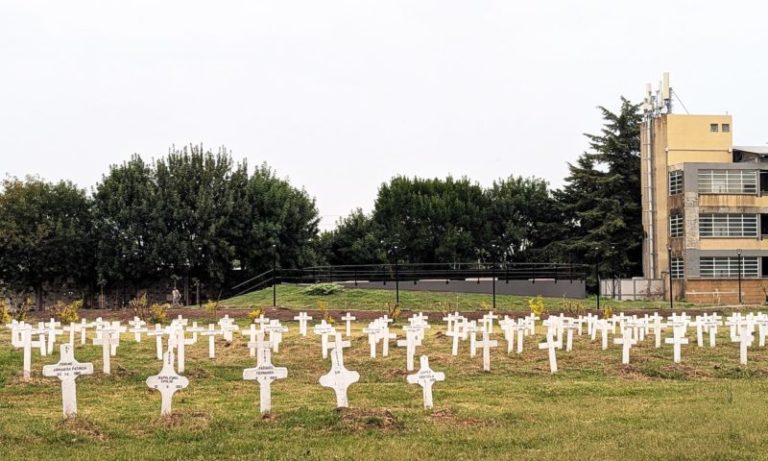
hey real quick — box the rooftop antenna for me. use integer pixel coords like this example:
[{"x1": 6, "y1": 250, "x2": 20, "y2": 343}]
[{"x1": 661, "y1": 72, "x2": 672, "y2": 113}]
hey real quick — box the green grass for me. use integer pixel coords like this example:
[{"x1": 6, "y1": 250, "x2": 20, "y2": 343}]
[
  {"x1": 224, "y1": 284, "x2": 697, "y2": 312},
  {"x1": 3, "y1": 312, "x2": 768, "y2": 460}
]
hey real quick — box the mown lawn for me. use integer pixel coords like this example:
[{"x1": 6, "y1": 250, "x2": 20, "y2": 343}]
[
  {"x1": 223, "y1": 284, "x2": 697, "y2": 312},
  {"x1": 2, "y1": 313, "x2": 768, "y2": 460}
]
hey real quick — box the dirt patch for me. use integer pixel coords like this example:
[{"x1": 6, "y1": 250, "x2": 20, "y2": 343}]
[
  {"x1": 186, "y1": 367, "x2": 211, "y2": 379},
  {"x1": 616, "y1": 364, "x2": 648, "y2": 380},
  {"x1": 56, "y1": 417, "x2": 106, "y2": 441},
  {"x1": 153, "y1": 410, "x2": 212, "y2": 431},
  {"x1": 427, "y1": 408, "x2": 487, "y2": 427},
  {"x1": 383, "y1": 368, "x2": 407, "y2": 379},
  {"x1": 337, "y1": 408, "x2": 403, "y2": 431}
]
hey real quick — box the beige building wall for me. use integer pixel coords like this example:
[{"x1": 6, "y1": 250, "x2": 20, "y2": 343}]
[{"x1": 641, "y1": 113, "x2": 734, "y2": 280}]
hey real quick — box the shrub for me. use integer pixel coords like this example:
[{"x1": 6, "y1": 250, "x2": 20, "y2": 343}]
[
  {"x1": 563, "y1": 300, "x2": 585, "y2": 316},
  {"x1": 0, "y1": 298, "x2": 10, "y2": 325},
  {"x1": 15, "y1": 297, "x2": 31, "y2": 322},
  {"x1": 150, "y1": 303, "x2": 169, "y2": 324},
  {"x1": 318, "y1": 301, "x2": 335, "y2": 325},
  {"x1": 129, "y1": 292, "x2": 150, "y2": 320},
  {"x1": 204, "y1": 299, "x2": 220, "y2": 317},
  {"x1": 53, "y1": 299, "x2": 82, "y2": 323},
  {"x1": 528, "y1": 296, "x2": 546, "y2": 317},
  {"x1": 303, "y1": 283, "x2": 344, "y2": 296},
  {"x1": 386, "y1": 302, "x2": 401, "y2": 321},
  {"x1": 602, "y1": 305, "x2": 614, "y2": 319},
  {"x1": 479, "y1": 301, "x2": 492, "y2": 312},
  {"x1": 247, "y1": 306, "x2": 265, "y2": 322}
]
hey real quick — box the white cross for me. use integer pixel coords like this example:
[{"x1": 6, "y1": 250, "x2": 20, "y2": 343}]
[
  {"x1": 93, "y1": 328, "x2": 119, "y2": 374},
  {"x1": 319, "y1": 334, "x2": 360, "y2": 408},
  {"x1": 733, "y1": 320, "x2": 755, "y2": 365},
  {"x1": 200, "y1": 324, "x2": 222, "y2": 358},
  {"x1": 64, "y1": 322, "x2": 83, "y2": 347},
  {"x1": 146, "y1": 324, "x2": 166, "y2": 360},
  {"x1": 397, "y1": 325, "x2": 422, "y2": 371},
  {"x1": 481, "y1": 311, "x2": 498, "y2": 334},
  {"x1": 45, "y1": 319, "x2": 63, "y2": 355},
  {"x1": 218, "y1": 316, "x2": 240, "y2": 342},
  {"x1": 665, "y1": 322, "x2": 689, "y2": 363},
  {"x1": 253, "y1": 314, "x2": 270, "y2": 329},
  {"x1": 128, "y1": 317, "x2": 147, "y2": 342},
  {"x1": 406, "y1": 355, "x2": 445, "y2": 409},
  {"x1": 172, "y1": 325, "x2": 195, "y2": 373},
  {"x1": 466, "y1": 321, "x2": 479, "y2": 358},
  {"x1": 474, "y1": 329, "x2": 498, "y2": 372},
  {"x1": 243, "y1": 324, "x2": 262, "y2": 357},
  {"x1": 20, "y1": 325, "x2": 45, "y2": 380},
  {"x1": 341, "y1": 312, "x2": 356, "y2": 337},
  {"x1": 243, "y1": 335, "x2": 288, "y2": 415},
  {"x1": 187, "y1": 322, "x2": 206, "y2": 343},
  {"x1": 146, "y1": 351, "x2": 190, "y2": 416},
  {"x1": 314, "y1": 320, "x2": 336, "y2": 359},
  {"x1": 380, "y1": 323, "x2": 397, "y2": 357},
  {"x1": 446, "y1": 321, "x2": 467, "y2": 356},
  {"x1": 362, "y1": 322, "x2": 383, "y2": 358},
  {"x1": 293, "y1": 312, "x2": 313, "y2": 336},
  {"x1": 614, "y1": 325, "x2": 637, "y2": 365},
  {"x1": 264, "y1": 320, "x2": 288, "y2": 353},
  {"x1": 538, "y1": 331, "x2": 561, "y2": 374},
  {"x1": 42, "y1": 344, "x2": 94, "y2": 418}
]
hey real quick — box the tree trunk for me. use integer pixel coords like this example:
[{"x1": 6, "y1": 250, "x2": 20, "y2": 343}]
[{"x1": 35, "y1": 285, "x2": 44, "y2": 311}]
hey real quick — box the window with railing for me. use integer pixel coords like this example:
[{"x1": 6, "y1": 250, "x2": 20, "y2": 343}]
[
  {"x1": 699, "y1": 213, "x2": 758, "y2": 237},
  {"x1": 669, "y1": 170, "x2": 683, "y2": 195},
  {"x1": 700, "y1": 256, "x2": 759, "y2": 278},
  {"x1": 698, "y1": 169, "x2": 757, "y2": 194},
  {"x1": 671, "y1": 257, "x2": 684, "y2": 279},
  {"x1": 670, "y1": 213, "x2": 683, "y2": 237}
]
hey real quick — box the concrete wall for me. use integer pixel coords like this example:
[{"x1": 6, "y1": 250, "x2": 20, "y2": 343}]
[
  {"x1": 337, "y1": 279, "x2": 586, "y2": 298},
  {"x1": 686, "y1": 279, "x2": 768, "y2": 305},
  {"x1": 601, "y1": 278, "x2": 664, "y2": 300}
]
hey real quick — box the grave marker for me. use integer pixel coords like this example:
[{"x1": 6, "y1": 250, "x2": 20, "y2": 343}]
[
  {"x1": 42, "y1": 344, "x2": 94, "y2": 418},
  {"x1": 319, "y1": 334, "x2": 360, "y2": 408},
  {"x1": 406, "y1": 355, "x2": 445, "y2": 410},
  {"x1": 146, "y1": 351, "x2": 190, "y2": 416}
]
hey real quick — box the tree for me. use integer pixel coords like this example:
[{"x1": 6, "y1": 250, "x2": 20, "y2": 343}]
[
  {"x1": 371, "y1": 176, "x2": 490, "y2": 263},
  {"x1": 486, "y1": 176, "x2": 563, "y2": 262},
  {"x1": 233, "y1": 163, "x2": 320, "y2": 275},
  {"x1": 0, "y1": 178, "x2": 94, "y2": 309},
  {"x1": 554, "y1": 97, "x2": 643, "y2": 280},
  {"x1": 320, "y1": 209, "x2": 384, "y2": 266},
  {"x1": 153, "y1": 145, "x2": 239, "y2": 288},
  {"x1": 92, "y1": 155, "x2": 162, "y2": 288}
]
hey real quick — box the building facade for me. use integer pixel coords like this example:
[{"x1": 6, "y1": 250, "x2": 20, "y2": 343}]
[{"x1": 641, "y1": 76, "x2": 768, "y2": 304}]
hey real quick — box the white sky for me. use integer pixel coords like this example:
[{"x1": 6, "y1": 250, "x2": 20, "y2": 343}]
[{"x1": 2, "y1": 1, "x2": 767, "y2": 230}]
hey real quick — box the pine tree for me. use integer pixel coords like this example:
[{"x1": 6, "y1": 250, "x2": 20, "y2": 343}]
[{"x1": 555, "y1": 97, "x2": 642, "y2": 280}]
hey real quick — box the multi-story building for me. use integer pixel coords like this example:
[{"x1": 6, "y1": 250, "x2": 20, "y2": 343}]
[{"x1": 641, "y1": 74, "x2": 768, "y2": 304}]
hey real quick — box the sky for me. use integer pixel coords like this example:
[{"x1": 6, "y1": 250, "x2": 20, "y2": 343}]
[{"x1": 2, "y1": 1, "x2": 767, "y2": 230}]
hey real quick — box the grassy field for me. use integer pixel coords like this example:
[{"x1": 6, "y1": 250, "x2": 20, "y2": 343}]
[
  {"x1": 223, "y1": 284, "x2": 698, "y2": 312},
  {"x1": 3, "y1": 311, "x2": 768, "y2": 460}
]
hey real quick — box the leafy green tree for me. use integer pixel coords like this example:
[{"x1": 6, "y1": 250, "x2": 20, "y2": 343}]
[
  {"x1": 320, "y1": 209, "x2": 384, "y2": 265},
  {"x1": 554, "y1": 97, "x2": 642, "y2": 279},
  {"x1": 372, "y1": 176, "x2": 490, "y2": 263},
  {"x1": 0, "y1": 178, "x2": 94, "y2": 309},
  {"x1": 486, "y1": 176, "x2": 563, "y2": 262},
  {"x1": 92, "y1": 155, "x2": 162, "y2": 288},
  {"x1": 233, "y1": 164, "x2": 320, "y2": 275},
  {"x1": 153, "y1": 145, "x2": 238, "y2": 287}
]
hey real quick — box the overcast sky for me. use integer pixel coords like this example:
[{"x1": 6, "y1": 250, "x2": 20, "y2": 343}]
[{"x1": 2, "y1": 1, "x2": 767, "y2": 230}]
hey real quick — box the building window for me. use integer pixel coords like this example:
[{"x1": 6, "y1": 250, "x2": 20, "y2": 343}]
[
  {"x1": 671, "y1": 257, "x2": 684, "y2": 279},
  {"x1": 700, "y1": 256, "x2": 759, "y2": 278},
  {"x1": 669, "y1": 170, "x2": 683, "y2": 195},
  {"x1": 710, "y1": 123, "x2": 719, "y2": 133},
  {"x1": 699, "y1": 213, "x2": 758, "y2": 237},
  {"x1": 698, "y1": 169, "x2": 757, "y2": 194},
  {"x1": 670, "y1": 213, "x2": 683, "y2": 237},
  {"x1": 722, "y1": 123, "x2": 730, "y2": 133}
]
